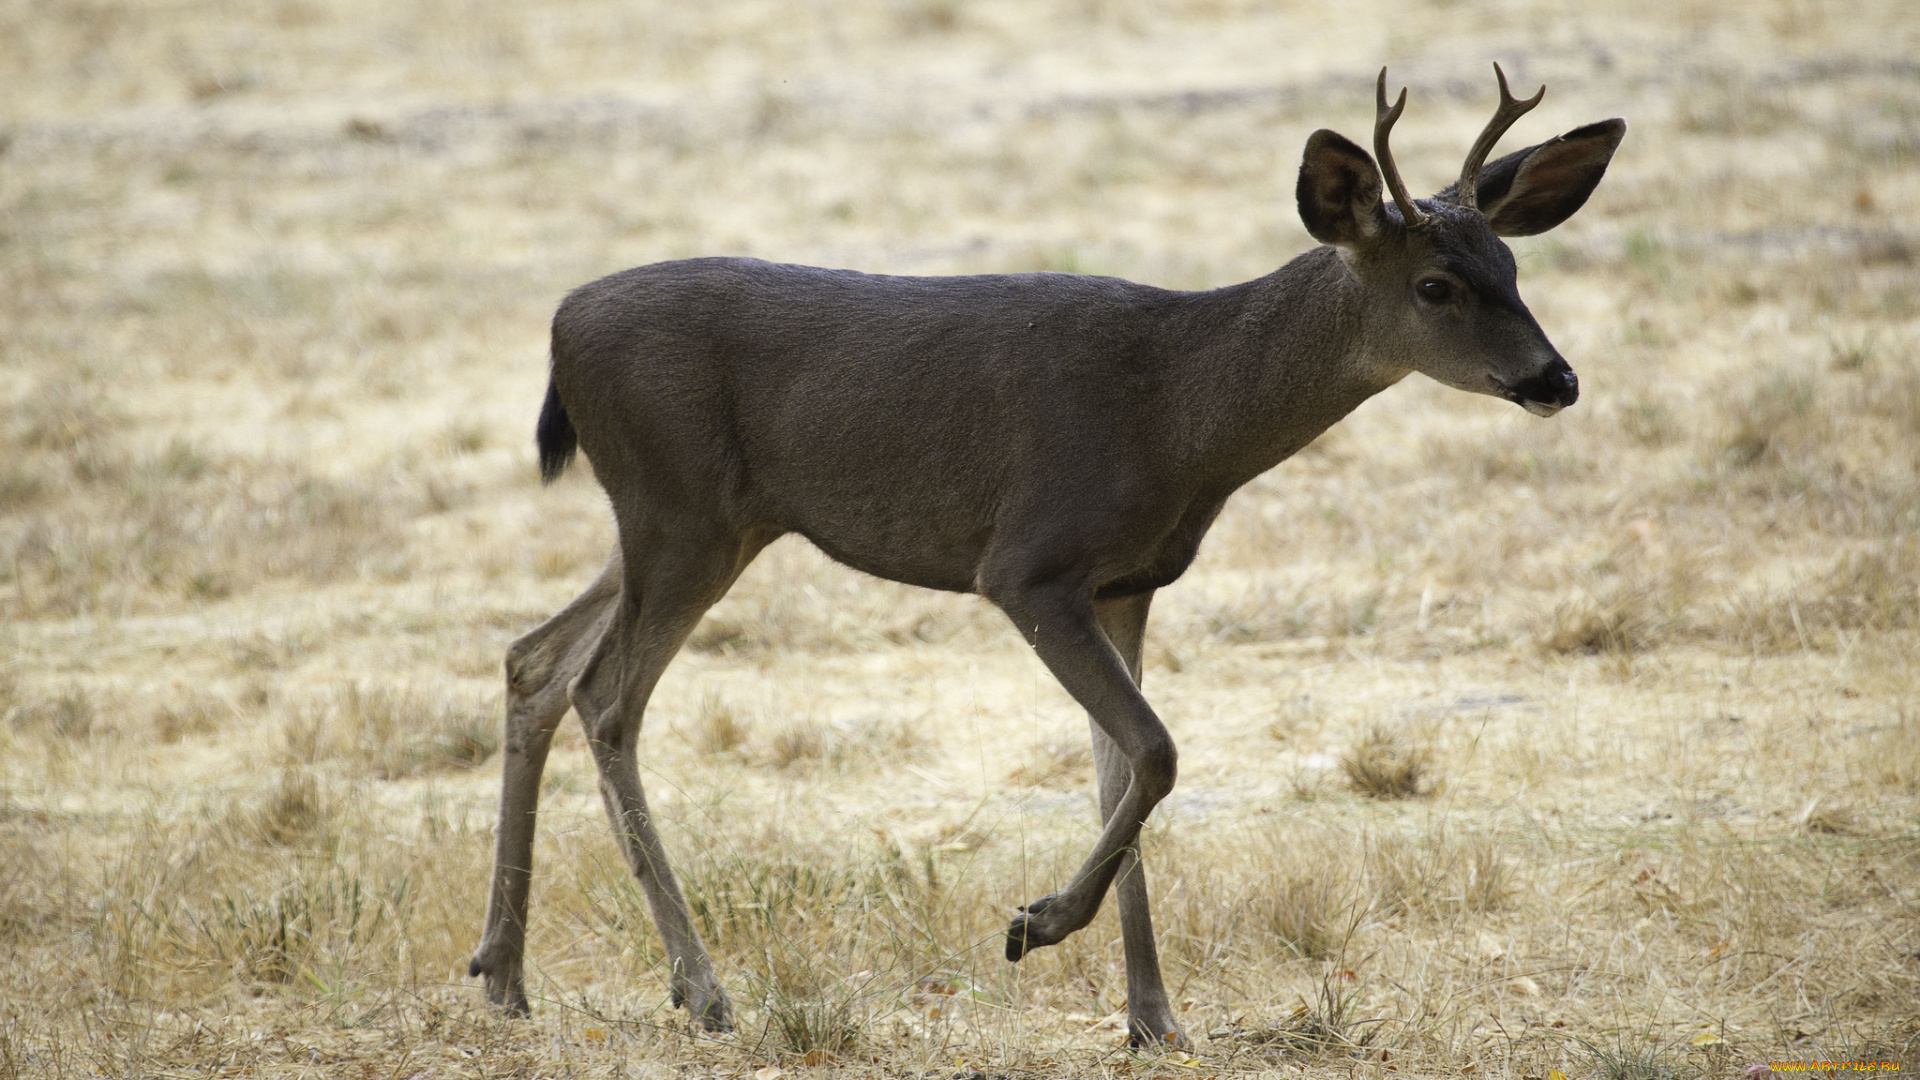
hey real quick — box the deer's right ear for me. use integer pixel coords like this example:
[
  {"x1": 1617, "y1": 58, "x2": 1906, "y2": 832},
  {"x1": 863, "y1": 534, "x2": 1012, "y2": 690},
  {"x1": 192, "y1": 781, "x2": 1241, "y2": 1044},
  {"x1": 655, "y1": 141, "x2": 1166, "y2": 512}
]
[{"x1": 1297, "y1": 130, "x2": 1386, "y2": 248}]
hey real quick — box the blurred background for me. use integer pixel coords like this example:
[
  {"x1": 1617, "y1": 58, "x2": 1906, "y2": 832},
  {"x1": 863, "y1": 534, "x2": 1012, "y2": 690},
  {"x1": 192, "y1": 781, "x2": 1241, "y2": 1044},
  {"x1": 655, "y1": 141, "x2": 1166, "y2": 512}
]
[{"x1": 2, "y1": 0, "x2": 1917, "y2": 1076}]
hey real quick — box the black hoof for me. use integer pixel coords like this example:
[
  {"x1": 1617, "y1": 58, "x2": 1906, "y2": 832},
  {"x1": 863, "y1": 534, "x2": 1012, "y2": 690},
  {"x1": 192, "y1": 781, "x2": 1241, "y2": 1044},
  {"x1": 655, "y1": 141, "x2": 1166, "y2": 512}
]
[
  {"x1": 471, "y1": 955, "x2": 532, "y2": 1016},
  {"x1": 1004, "y1": 895, "x2": 1061, "y2": 961},
  {"x1": 679, "y1": 985, "x2": 735, "y2": 1032},
  {"x1": 697, "y1": 1001, "x2": 735, "y2": 1033},
  {"x1": 1005, "y1": 914, "x2": 1032, "y2": 962},
  {"x1": 1128, "y1": 1024, "x2": 1192, "y2": 1051}
]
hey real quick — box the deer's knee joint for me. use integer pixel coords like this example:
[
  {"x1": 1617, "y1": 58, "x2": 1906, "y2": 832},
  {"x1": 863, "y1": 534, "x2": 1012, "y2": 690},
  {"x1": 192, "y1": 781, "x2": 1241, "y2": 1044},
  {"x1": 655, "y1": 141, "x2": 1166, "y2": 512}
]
[
  {"x1": 1132, "y1": 738, "x2": 1178, "y2": 803},
  {"x1": 505, "y1": 635, "x2": 559, "y2": 695}
]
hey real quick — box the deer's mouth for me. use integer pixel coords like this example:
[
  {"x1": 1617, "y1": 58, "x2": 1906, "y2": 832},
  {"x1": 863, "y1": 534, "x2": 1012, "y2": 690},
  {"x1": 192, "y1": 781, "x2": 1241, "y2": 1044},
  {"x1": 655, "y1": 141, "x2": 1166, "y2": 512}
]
[{"x1": 1490, "y1": 366, "x2": 1578, "y2": 417}]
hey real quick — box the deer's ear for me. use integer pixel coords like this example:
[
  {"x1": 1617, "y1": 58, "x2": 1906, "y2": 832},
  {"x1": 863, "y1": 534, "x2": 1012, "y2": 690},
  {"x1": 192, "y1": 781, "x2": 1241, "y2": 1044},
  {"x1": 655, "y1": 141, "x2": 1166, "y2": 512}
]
[
  {"x1": 1473, "y1": 118, "x2": 1626, "y2": 237},
  {"x1": 1297, "y1": 129, "x2": 1386, "y2": 247}
]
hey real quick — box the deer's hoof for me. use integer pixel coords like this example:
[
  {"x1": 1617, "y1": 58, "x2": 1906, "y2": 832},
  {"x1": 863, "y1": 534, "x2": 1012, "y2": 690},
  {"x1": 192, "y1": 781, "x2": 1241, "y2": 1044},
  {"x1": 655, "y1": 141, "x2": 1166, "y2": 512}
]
[
  {"x1": 1127, "y1": 1018, "x2": 1193, "y2": 1051},
  {"x1": 673, "y1": 981, "x2": 735, "y2": 1032},
  {"x1": 1004, "y1": 894, "x2": 1066, "y2": 962},
  {"x1": 469, "y1": 950, "x2": 531, "y2": 1016}
]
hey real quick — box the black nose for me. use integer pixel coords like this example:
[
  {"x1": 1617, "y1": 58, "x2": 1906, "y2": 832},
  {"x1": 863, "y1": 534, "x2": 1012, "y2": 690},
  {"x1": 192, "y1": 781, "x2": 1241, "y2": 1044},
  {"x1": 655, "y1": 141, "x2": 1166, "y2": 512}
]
[
  {"x1": 1514, "y1": 359, "x2": 1579, "y2": 407},
  {"x1": 1554, "y1": 365, "x2": 1578, "y2": 402}
]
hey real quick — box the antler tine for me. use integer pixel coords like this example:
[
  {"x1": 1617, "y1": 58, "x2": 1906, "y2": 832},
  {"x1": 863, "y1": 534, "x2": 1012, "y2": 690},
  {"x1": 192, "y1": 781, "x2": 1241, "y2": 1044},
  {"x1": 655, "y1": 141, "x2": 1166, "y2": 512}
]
[
  {"x1": 1374, "y1": 68, "x2": 1427, "y2": 229},
  {"x1": 1456, "y1": 62, "x2": 1545, "y2": 211}
]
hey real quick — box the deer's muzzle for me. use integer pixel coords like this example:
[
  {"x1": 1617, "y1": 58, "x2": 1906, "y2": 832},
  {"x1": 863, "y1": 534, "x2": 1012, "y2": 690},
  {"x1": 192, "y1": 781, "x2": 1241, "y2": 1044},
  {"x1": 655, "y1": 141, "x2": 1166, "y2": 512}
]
[{"x1": 1494, "y1": 359, "x2": 1578, "y2": 417}]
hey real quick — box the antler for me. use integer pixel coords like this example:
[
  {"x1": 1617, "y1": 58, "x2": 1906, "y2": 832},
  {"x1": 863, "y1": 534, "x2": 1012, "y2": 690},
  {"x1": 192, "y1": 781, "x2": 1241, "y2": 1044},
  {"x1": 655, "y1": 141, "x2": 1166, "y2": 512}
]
[
  {"x1": 1374, "y1": 68, "x2": 1427, "y2": 230},
  {"x1": 1456, "y1": 62, "x2": 1545, "y2": 211}
]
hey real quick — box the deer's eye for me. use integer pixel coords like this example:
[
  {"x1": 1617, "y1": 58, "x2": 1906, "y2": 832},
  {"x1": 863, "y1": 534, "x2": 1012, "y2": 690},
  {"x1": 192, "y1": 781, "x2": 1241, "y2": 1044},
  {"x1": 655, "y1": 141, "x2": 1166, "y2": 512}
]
[{"x1": 1417, "y1": 278, "x2": 1455, "y2": 303}]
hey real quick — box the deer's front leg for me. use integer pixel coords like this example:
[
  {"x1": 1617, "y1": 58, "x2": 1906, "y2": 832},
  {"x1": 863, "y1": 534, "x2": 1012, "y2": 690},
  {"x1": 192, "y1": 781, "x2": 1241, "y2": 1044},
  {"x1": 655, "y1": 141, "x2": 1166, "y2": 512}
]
[
  {"x1": 1088, "y1": 593, "x2": 1188, "y2": 1049},
  {"x1": 988, "y1": 576, "x2": 1178, "y2": 963}
]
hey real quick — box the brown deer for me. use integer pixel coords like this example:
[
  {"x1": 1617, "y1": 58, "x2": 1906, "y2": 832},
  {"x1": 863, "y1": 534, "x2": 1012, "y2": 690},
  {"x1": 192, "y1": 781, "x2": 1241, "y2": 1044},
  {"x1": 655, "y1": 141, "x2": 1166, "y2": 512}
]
[{"x1": 468, "y1": 65, "x2": 1624, "y2": 1048}]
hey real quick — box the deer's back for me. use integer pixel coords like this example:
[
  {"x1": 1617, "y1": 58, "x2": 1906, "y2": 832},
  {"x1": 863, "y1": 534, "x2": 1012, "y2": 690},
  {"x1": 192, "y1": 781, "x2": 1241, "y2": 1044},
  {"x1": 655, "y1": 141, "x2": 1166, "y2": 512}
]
[{"x1": 551, "y1": 257, "x2": 1206, "y2": 592}]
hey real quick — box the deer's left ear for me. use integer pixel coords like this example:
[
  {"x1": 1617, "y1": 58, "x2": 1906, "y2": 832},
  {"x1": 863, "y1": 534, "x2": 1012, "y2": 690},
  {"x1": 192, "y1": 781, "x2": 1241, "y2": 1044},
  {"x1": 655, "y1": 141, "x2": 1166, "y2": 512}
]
[{"x1": 1469, "y1": 118, "x2": 1626, "y2": 236}]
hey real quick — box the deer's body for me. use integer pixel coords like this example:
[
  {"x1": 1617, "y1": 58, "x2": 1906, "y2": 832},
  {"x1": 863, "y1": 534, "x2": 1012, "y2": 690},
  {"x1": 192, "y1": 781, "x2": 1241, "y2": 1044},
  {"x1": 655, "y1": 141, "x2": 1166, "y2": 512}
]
[
  {"x1": 470, "y1": 67, "x2": 1625, "y2": 1047},
  {"x1": 551, "y1": 250, "x2": 1379, "y2": 601}
]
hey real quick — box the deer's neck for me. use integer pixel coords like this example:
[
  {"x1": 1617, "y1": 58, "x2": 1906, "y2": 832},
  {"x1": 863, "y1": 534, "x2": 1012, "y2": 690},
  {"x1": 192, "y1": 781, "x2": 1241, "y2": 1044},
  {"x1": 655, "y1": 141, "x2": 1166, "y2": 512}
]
[{"x1": 1163, "y1": 245, "x2": 1402, "y2": 489}]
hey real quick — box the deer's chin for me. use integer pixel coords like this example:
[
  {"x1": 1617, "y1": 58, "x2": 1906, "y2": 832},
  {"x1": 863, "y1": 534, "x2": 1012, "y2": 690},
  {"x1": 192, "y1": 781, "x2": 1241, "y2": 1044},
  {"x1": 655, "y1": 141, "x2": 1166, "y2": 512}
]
[{"x1": 1520, "y1": 399, "x2": 1564, "y2": 417}]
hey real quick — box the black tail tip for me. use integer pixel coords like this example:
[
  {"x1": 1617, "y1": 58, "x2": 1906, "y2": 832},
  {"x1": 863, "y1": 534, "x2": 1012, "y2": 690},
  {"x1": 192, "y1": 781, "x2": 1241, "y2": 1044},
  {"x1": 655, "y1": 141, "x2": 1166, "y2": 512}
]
[{"x1": 535, "y1": 377, "x2": 577, "y2": 484}]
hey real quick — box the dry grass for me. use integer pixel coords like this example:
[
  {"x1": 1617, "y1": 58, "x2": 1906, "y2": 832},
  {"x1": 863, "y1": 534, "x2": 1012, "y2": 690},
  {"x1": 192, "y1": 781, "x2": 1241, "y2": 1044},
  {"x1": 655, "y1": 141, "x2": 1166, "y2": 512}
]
[
  {"x1": 685, "y1": 692, "x2": 749, "y2": 757},
  {"x1": 1341, "y1": 725, "x2": 1434, "y2": 800},
  {"x1": 283, "y1": 682, "x2": 502, "y2": 780},
  {"x1": 1009, "y1": 737, "x2": 1094, "y2": 788},
  {"x1": 1256, "y1": 870, "x2": 1361, "y2": 962},
  {"x1": 5, "y1": 0, "x2": 1920, "y2": 1076}
]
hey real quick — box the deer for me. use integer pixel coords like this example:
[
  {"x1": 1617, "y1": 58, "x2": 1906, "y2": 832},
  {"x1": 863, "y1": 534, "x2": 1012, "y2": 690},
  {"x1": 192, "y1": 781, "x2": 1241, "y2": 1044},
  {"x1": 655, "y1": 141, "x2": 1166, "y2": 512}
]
[{"x1": 467, "y1": 65, "x2": 1625, "y2": 1048}]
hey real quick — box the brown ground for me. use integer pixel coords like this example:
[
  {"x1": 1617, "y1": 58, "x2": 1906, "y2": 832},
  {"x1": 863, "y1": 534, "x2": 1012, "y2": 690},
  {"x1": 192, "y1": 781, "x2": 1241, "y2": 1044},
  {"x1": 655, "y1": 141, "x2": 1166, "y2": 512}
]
[{"x1": 3, "y1": 0, "x2": 1918, "y2": 1077}]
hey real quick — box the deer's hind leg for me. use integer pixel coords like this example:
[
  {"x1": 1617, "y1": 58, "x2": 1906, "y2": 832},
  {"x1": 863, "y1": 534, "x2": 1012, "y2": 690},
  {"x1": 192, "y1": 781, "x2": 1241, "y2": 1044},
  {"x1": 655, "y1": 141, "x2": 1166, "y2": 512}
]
[
  {"x1": 471, "y1": 552, "x2": 625, "y2": 1015},
  {"x1": 569, "y1": 528, "x2": 767, "y2": 1031}
]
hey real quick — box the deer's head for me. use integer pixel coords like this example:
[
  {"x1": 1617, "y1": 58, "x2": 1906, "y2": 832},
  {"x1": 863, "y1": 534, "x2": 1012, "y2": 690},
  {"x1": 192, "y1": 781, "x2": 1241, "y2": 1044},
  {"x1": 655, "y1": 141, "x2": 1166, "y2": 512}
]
[{"x1": 1296, "y1": 66, "x2": 1625, "y2": 416}]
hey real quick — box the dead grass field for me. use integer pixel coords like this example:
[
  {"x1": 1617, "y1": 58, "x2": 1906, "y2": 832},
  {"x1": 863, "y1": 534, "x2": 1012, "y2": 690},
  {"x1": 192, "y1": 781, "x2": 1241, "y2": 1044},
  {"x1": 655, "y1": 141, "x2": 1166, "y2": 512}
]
[{"x1": 3, "y1": 0, "x2": 1919, "y2": 1076}]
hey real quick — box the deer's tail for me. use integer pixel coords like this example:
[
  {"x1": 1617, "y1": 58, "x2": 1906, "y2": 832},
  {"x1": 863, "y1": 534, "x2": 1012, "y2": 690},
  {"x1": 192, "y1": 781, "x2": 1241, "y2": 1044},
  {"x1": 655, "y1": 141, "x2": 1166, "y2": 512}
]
[{"x1": 535, "y1": 373, "x2": 577, "y2": 484}]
